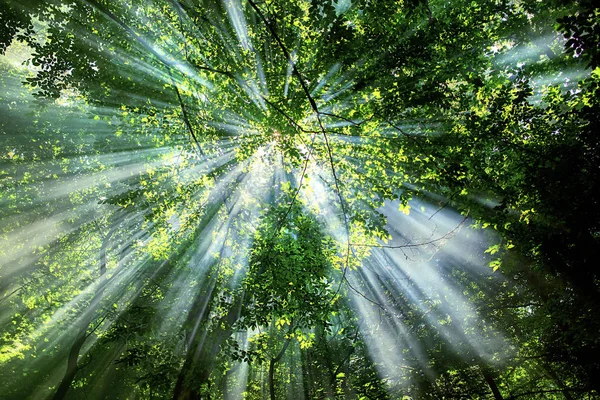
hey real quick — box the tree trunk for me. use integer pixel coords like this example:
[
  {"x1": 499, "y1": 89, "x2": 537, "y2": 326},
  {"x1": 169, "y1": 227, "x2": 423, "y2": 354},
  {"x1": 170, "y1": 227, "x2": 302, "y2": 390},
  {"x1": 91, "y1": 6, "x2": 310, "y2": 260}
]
[
  {"x1": 268, "y1": 359, "x2": 276, "y2": 400},
  {"x1": 269, "y1": 334, "x2": 293, "y2": 400},
  {"x1": 173, "y1": 291, "x2": 243, "y2": 400},
  {"x1": 481, "y1": 367, "x2": 504, "y2": 400},
  {"x1": 51, "y1": 226, "x2": 116, "y2": 400},
  {"x1": 545, "y1": 366, "x2": 574, "y2": 400},
  {"x1": 300, "y1": 346, "x2": 312, "y2": 398}
]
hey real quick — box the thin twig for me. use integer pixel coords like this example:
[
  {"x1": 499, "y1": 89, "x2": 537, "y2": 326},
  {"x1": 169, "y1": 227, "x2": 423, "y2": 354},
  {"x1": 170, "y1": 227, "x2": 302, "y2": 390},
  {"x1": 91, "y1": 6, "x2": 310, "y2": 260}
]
[{"x1": 351, "y1": 215, "x2": 468, "y2": 250}]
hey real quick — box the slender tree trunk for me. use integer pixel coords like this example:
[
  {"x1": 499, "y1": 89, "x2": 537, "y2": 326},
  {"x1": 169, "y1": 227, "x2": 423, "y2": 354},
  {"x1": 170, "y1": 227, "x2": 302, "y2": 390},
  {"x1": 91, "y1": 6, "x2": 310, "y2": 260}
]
[
  {"x1": 318, "y1": 325, "x2": 337, "y2": 397},
  {"x1": 481, "y1": 367, "x2": 504, "y2": 400},
  {"x1": 269, "y1": 334, "x2": 293, "y2": 400},
  {"x1": 268, "y1": 359, "x2": 276, "y2": 400},
  {"x1": 301, "y1": 346, "x2": 312, "y2": 398},
  {"x1": 173, "y1": 291, "x2": 243, "y2": 400},
  {"x1": 545, "y1": 366, "x2": 574, "y2": 400},
  {"x1": 51, "y1": 226, "x2": 116, "y2": 400},
  {"x1": 51, "y1": 325, "x2": 89, "y2": 400}
]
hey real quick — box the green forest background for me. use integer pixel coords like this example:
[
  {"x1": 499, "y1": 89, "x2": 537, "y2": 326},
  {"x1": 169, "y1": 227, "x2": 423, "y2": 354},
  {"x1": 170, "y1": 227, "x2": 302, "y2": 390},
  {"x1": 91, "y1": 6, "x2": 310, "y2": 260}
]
[{"x1": 0, "y1": 0, "x2": 599, "y2": 398}]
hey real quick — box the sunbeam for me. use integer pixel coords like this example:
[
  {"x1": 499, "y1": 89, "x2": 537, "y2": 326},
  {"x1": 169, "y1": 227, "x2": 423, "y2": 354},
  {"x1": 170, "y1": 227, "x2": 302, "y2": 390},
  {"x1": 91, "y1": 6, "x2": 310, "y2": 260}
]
[{"x1": 1, "y1": 0, "x2": 599, "y2": 399}]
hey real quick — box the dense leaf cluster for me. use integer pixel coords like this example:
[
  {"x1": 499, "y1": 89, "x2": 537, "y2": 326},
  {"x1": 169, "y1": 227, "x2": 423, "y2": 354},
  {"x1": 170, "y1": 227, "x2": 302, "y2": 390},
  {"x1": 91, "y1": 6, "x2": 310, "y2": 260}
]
[{"x1": 1, "y1": 0, "x2": 600, "y2": 398}]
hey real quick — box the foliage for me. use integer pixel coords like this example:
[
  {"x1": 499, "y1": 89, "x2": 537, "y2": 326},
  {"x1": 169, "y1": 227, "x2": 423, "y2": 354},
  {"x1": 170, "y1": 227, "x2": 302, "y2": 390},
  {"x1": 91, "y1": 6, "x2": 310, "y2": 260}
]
[
  {"x1": 1, "y1": 0, "x2": 599, "y2": 398},
  {"x1": 240, "y1": 200, "x2": 337, "y2": 332}
]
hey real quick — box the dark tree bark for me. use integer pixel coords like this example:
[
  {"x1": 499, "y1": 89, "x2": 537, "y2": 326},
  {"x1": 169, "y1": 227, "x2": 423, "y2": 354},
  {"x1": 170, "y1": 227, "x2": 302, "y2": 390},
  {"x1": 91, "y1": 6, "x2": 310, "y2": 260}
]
[
  {"x1": 545, "y1": 366, "x2": 574, "y2": 400},
  {"x1": 268, "y1": 333, "x2": 293, "y2": 400},
  {"x1": 481, "y1": 367, "x2": 504, "y2": 400}
]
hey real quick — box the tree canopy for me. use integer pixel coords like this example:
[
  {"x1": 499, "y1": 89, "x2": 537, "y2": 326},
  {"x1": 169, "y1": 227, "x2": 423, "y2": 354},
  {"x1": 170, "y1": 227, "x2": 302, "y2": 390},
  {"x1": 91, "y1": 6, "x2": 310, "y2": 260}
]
[{"x1": 1, "y1": 0, "x2": 599, "y2": 398}]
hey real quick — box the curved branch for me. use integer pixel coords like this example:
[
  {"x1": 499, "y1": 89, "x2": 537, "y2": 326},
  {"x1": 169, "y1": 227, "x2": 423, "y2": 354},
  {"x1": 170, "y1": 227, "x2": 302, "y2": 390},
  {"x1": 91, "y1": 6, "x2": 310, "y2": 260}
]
[{"x1": 351, "y1": 215, "x2": 468, "y2": 250}]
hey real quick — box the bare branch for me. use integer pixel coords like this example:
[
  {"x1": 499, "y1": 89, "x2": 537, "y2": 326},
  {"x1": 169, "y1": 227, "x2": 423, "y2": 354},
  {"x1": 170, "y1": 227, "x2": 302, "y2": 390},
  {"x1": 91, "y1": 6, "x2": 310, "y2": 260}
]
[{"x1": 351, "y1": 216, "x2": 468, "y2": 250}]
